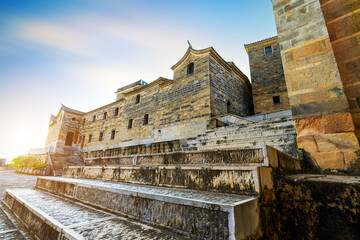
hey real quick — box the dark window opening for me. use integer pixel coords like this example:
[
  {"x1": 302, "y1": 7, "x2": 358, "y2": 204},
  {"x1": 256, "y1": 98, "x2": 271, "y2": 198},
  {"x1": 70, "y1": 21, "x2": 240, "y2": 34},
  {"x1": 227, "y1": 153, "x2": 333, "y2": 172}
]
[
  {"x1": 88, "y1": 134, "x2": 92, "y2": 143},
  {"x1": 92, "y1": 115, "x2": 96, "y2": 122},
  {"x1": 227, "y1": 100, "x2": 231, "y2": 113},
  {"x1": 99, "y1": 132, "x2": 104, "y2": 141},
  {"x1": 187, "y1": 62, "x2": 194, "y2": 75},
  {"x1": 65, "y1": 132, "x2": 74, "y2": 146},
  {"x1": 128, "y1": 119, "x2": 133, "y2": 129},
  {"x1": 273, "y1": 96, "x2": 280, "y2": 104},
  {"x1": 143, "y1": 114, "x2": 149, "y2": 125},
  {"x1": 103, "y1": 112, "x2": 107, "y2": 120},
  {"x1": 264, "y1": 46, "x2": 273, "y2": 56},
  {"x1": 83, "y1": 119, "x2": 86, "y2": 126},
  {"x1": 111, "y1": 130, "x2": 116, "y2": 140},
  {"x1": 114, "y1": 108, "x2": 119, "y2": 116},
  {"x1": 72, "y1": 117, "x2": 76, "y2": 121},
  {"x1": 135, "y1": 95, "x2": 140, "y2": 104}
]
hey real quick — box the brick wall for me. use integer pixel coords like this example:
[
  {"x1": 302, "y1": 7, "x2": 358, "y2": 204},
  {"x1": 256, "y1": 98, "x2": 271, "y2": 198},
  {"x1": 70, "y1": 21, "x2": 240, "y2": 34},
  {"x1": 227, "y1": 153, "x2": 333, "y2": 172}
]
[{"x1": 246, "y1": 37, "x2": 290, "y2": 114}]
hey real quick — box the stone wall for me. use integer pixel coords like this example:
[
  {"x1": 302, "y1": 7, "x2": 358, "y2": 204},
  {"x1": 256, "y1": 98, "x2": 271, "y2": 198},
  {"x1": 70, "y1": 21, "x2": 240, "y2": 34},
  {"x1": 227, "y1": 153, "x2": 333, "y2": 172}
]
[
  {"x1": 319, "y1": 0, "x2": 360, "y2": 140},
  {"x1": 271, "y1": 0, "x2": 360, "y2": 170},
  {"x1": 209, "y1": 56, "x2": 253, "y2": 116},
  {"x1": 245, "y1": 37, "x2": 290, "y2": 114},
  {"x1": 271, "y1": 175, "x2": 360, "y2": 240}
]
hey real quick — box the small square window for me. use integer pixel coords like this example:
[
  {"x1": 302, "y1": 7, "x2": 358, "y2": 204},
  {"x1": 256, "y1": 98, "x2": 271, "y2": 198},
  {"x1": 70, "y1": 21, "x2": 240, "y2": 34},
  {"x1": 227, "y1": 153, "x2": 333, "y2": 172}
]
[
  {"x1": 273, "y1": 96, "x2": 280, "y2": 104},
  {"x1": 264, "y1": 46, "x2": 273, "y2": 56}
]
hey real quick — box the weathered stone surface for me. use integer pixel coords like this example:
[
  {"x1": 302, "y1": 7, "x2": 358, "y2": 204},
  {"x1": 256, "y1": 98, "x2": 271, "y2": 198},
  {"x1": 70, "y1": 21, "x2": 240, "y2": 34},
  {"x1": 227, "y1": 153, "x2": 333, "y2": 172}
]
[
  {"x1": 272, "y1": 0, "x2": 360, "y2": 170},
  {"x1": 62, "y1": 165, "x2": 259, "y2": 194},
  {"x1": 245, "y1": 37, "x2": 290, "y2": 114},
  {"x1": 3, "y1": 189, "x2": 185, "y2": 240},
  {"x1": 35, "y1": 177, "x2": 261, "y2": 239},
  {"x1": 272, "y1": 174, "x2": 360, "y2": 240}
]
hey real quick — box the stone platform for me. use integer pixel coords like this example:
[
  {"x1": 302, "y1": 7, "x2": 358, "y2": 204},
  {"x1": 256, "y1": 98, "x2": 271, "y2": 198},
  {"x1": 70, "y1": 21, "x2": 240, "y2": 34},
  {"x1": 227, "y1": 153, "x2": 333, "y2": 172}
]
[
  {"x1": 34, "y1": 176, "x2": 260, "y2": 239},
  {"x1": 3, "y1": 188, "x2": 185, "y2": 240}
]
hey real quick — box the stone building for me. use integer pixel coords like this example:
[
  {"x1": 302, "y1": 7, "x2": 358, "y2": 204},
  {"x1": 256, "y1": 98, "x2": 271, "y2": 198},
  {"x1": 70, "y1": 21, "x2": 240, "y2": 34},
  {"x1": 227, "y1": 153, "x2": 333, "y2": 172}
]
[
  {"x1": 5, "y1": 1, "x2": 360, "y2": 240},
  {"x1": 245, "y1": 36, "x2": 290, "y2": 114},
  {"x1": 45, "y1": 46, "x2": 254, "y2": 156}
]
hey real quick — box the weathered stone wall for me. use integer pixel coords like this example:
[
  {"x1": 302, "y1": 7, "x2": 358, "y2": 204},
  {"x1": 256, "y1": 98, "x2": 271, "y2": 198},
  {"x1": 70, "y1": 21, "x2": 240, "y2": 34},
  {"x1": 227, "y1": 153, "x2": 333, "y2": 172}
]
[
  {"x1": 271, "y1": 175, "x2": 360, "y2": 240},
  {"x1": 246, "y1": 37, "x2": 290, "y2": 114},
  {"x1": 271, "y1": 0, "x2": 360, "y2": 170},
  {"x1": 61, "y1": 48, "x2": 251, "y2": 154},
  {"x1": 209, "y1": 56, "x2": 252, "y2": 116},
  {"x1": 319, "y1": 0, "x2": 360, "y2": 140},
  {"x1": 45, "y1": 109, "x2": 83, "y2": 151}
]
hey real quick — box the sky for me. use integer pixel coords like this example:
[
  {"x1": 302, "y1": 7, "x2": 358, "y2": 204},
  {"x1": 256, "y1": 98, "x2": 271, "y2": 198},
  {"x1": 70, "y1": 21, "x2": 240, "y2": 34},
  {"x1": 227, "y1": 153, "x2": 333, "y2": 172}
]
[{"x1": 0, "y1": 0, "x2": 277, "y2": 161}]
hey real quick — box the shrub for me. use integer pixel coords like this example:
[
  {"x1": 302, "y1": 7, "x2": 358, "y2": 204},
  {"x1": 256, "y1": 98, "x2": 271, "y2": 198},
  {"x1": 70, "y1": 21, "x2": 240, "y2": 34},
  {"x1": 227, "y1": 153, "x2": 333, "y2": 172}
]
[{"x1": 9, "y1": 155, "x2": 46, "y2": 170}]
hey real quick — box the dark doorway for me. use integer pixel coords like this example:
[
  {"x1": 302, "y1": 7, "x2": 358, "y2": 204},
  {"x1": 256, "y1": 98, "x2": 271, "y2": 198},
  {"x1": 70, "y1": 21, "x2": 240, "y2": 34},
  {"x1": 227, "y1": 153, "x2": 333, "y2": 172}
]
[{"x1": 65, "y1": 132, "x2": 74, "y2": 146}]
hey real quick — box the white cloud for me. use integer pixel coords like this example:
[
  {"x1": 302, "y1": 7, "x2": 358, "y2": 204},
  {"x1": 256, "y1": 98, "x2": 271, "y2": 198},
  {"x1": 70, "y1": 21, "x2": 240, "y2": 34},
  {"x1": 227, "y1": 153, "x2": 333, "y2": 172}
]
[{"x1": 15, "y1": 20, "x2": 93, "y2": 57}]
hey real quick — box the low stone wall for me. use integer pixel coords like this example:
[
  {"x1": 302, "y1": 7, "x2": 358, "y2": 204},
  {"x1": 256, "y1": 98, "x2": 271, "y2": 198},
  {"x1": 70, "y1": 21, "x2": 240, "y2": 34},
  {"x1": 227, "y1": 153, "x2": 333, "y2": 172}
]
[
  {"x1": 63, "y1": 165, "x2": 260, "y2": 194},
  {"x1": 15, "y1": 167, "x2": 49, "y2": 176},
  {"x1": 84, "y1": 148, "x2": 264, "y2": 166},
  {"x1": 270, "y1": 174, "x2": 360, "y2": 240},
  {"x1": 0, "y1": 167, "x2": 16, "y2": 171}
]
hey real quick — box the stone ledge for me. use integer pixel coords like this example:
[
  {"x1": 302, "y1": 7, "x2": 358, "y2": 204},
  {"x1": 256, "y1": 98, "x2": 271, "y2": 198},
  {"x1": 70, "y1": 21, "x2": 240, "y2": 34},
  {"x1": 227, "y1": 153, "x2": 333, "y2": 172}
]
[
  {"x1": 3, "y1": 189, "x2": 185, "y2": 240},
  {"x1": 35, "y1": 177, "x2": 261, "y2": 239}
]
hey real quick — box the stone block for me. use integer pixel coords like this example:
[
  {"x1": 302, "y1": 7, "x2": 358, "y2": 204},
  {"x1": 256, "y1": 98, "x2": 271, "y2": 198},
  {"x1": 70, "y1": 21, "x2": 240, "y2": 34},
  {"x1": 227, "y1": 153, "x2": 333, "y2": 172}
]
[
  {"x1": 315, "y1": 132, "x2": 360, "y2": 152},
  {"x1": 295, "y1": 116, "x2": 324, "y2": 136},
  {"x1": 297, "y1": 135, "x2": 319, "y2": 152},
  {"x1": 312, "y1": 151, "x2": 345, "y2": 169},
  {"x1": 322, "y1": 112, "x2": 355, "y2": 133}
]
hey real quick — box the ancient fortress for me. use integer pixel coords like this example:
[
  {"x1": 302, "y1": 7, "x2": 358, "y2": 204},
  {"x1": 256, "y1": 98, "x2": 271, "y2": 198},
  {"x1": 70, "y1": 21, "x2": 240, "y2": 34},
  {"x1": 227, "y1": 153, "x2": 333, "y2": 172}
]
[{"x1": 2, "y1": 1, "x2": 360, "y2": 239}]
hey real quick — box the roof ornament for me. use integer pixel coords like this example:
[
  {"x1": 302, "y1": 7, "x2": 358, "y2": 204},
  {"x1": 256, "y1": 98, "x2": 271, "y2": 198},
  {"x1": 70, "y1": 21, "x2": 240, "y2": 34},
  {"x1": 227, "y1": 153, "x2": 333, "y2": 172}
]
[{"x1": 187, "y1": 40, "x2": 193, "y2": 49}]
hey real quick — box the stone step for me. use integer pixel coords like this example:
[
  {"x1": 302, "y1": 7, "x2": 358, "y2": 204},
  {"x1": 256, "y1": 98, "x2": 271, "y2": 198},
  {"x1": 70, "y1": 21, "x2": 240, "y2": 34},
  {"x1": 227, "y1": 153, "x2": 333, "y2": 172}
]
[
  {"x1": 84, "y1": 148, "x2": 265, "y2": 167},
  {"x1": 35, "y1": 177, "x2": 261, "y2": 239},
  {"x1": 3, "y1": 188, "x2": 185, "y2": 240},
  {"x1": 0, "y1": 203, "x2": 30, "y2": 240},
  {"x1": 196, "y1": 125, "x2": 296, "y2": 140},
  {"x1": 194, "y1": 127, "x2": 296, "y2": 140},
  {"x1": 63, "y1": 165, "x2": 265, "y2": 194}
]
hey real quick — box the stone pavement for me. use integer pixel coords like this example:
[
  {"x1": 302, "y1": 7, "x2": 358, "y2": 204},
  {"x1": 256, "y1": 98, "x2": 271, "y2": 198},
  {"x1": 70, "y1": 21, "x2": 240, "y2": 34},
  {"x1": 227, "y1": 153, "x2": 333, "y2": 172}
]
[{"x1": 0, "y1": 170, "x2": 37, "y2": 239}]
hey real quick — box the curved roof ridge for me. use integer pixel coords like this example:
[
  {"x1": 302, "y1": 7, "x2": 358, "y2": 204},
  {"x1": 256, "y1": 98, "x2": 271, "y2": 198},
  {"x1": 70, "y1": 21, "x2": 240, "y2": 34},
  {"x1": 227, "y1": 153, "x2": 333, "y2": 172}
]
[{"x1": 60, "y1": 104, "x2": 85, "y2": 115}]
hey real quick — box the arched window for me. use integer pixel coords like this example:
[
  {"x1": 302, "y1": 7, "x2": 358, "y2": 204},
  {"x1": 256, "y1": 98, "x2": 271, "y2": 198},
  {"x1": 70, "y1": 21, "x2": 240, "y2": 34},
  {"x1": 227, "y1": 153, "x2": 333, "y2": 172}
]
[
  {"x1": 103, "y1": 112, "x2": 107, "y2": 120},
  {"x1": 187, "y1": 62, "x2": 194, "y2": 75},
  {"x1": 92, "y1": 115, "x2": 96, "y2": 122},
  {"x1": 227, "y1": 100, "x2": 231, "y2": 113},
  {"x1": 135, "y1": 95, "x2": 140, "y2": 104},
  {"x1": 128, "y1": 119, "x2": 133, "y2": 129},
  {"x1": 114, "y1": 108, "x2": 119, "y2": 117},
  {"x1": 143, "y1": 114, "x2": 149, "y2": 125},
  {"x1": 88, "y1": 134, "x2": 93, "y2": 143}
]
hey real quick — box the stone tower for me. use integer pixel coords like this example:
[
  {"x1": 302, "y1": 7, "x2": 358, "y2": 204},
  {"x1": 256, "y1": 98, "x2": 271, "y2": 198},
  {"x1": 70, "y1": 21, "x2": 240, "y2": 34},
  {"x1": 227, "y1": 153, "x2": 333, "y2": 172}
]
[{"x1": 271, "y1": 0, "x2": 360, "y2": 171}]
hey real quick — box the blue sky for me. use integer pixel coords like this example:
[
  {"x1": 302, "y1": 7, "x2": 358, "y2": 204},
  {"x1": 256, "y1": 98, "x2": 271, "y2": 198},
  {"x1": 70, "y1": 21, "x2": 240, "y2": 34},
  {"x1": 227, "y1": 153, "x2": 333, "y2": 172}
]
[{"x1": 0, "y1": 0, "x2": 277, "y2": 161}]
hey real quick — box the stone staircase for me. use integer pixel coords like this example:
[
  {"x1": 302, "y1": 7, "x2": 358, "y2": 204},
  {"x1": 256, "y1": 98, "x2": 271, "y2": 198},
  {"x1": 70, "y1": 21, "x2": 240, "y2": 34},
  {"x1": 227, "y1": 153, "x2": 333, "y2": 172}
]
[
  {"x1": 48, "y1": 153, "x2": 84, "y2": 176},
  {"x1": 184, "y1": 115, "x2": 298, "y2": 158},
  {"x1": 1, "y1": 145, "x2": 301, "y2": 239}
]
